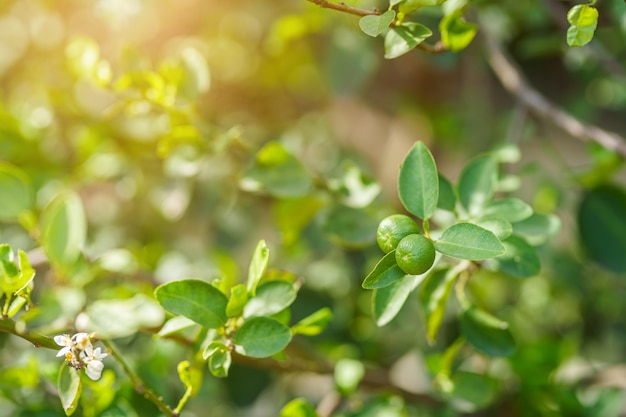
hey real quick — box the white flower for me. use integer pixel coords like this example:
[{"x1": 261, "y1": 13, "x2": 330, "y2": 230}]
[{"x1": 54, "y1": 332, "x2": 108, "y2": 380}]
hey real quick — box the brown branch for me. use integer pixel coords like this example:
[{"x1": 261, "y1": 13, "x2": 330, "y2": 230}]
[
  {"x1": 482, "y1": 29, "x2": 626, "y2": 158},
  {"x1": 306, "y1": 0, "x2": 380, "y2": 17}
]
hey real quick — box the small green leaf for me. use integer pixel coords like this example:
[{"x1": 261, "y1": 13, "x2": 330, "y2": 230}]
[
  {"x1": 247, "y1": 240, "x2": 269, "y2": 296},
  {"x1": 177, "y1": 360, "x2": 202, "y2": 395},
  {"x1": 0, "y1": 163, "x2": 34, "y2": 221},
  {"x1": 399, "y1": 0, "x2": 446, "y2": 14},
  {"x1": 362, "y1": 251, "x2": 407, "y2": 289},
  {"x1": 439, "y1": 12, "x2": 477, "y2": 52},
  {"x1": 40, "y1": 191, "x2": 87, "y2": 269},
  {"x1": 567, "y1": 4, "x2": 598, "y2": 47},
  {"x1": 419, "y1": 269, "x2": 457, "y2": 343},
  {"x1": 322, "y1": 205, "x2": 378, "y2": 248},
  {"x1": 243, "y1": 280, "x2": 297, "y2": 318},
  {"x1": 280, "y1": 398, "x2": 320, "y2": 417},
  {"x1": 203, "y1": 338, "x2": 234, "y2": 379},
  {"x1": 513, "y1": 213, "x2": 561, "y2": 246},
  {"x1": 291, "y1": 307, "x2": 333, "y2": 336},
  {"x1": 234, "y1": 316, "x2": 292, "y2": 358},
  {"x1": 578, "y1": 184, "x2": 626, "y2": 273},
  {"x1": 157, "y1": 316, "x2": 196, "y2": 337},
  {"x1": 486, "y1": 235, "x2": 540, "y2": 278},
  {"x1": 334, "y1": 358, "x2": 365, "y2": 395},
  {"x1": 58, "y1": 365, "x2": 82, "y2": 416},
  {"x1": 398, "y1": 142, "x2": 439, "y2": 219},
  {"x1": 155, "y1": 279, "x2": 228, "y2": 329},
  {"x1": 474, "y1": 218, "x2": 512, "y2": 241},
  {"x1": 438, "y1": 174, "x2": 457, "y2": 211},
  {"x1": 372, "y1": 273, "x2": 425, "y2": 326},
  {"x1": 384, "y1": 23, "x2": 433, "y2": 59},
  {"x1": 275, "y1": 196, "x2": 324, "y2": 246},
  {"x1": 226, "y1": 284, "x2": 249, "y2": 317},
  {"x1": 482, "y1": 198, "x2": 533, "y2": 223},
  {"x1": 457, "y1": 155, "x2": 498, "y2": 217},
  {"x1": 359, "y1": 10, "x2": 396, "y2": 37},
  {"x1": 460, "y1": 306, "x2": 515, "y2": 357},
  {"x1": 241, "y1": 142, "x2": 312, "y2": 198},
  {"x1": 435, "y1": 223, "x2": 504, "y2": 260}
]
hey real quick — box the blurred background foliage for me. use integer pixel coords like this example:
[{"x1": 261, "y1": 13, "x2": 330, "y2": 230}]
[{"x1": 0, "y1": 0, "x2": 625, "y2": 416}]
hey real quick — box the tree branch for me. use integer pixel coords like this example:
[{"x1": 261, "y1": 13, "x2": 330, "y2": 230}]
[
  {"x1": 482, "y1": 29, "x2": 626, "y2": 158},
  {"x1": 0, "y1": 318, "x2": 59, "y2": 349},
  {"x1": 306, "y1": 0, "x2": 380, "y2": 17}
]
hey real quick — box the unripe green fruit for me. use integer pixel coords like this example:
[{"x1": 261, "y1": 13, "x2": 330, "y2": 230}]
[
  {"x1": 395, "y1": 234, "x2": 436, "y2": 275},
  {"x1": 376, "y1": 214, "x2": 420, "y2": 253}
]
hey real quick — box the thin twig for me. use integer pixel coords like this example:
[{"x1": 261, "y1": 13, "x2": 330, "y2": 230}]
[
  {"x1": 306, "y1": 0, "x2": 380, "y2": 17},
  {"x1": 102, "y1": 339, "x2": 175, "y2": 417},
  {"x1": 0, "y1": 318, "x2": 59, "y2": 349},
  {"x1": 482, "y1": 29, "x2": 626, "y2": 158}
]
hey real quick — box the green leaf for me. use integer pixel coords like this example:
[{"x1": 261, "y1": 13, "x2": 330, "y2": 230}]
[
  {"x1": 578, "y1": 184, "x2": 626, "y2": 273},
  {"x1": 486, "y1": 235, "x2": 540, "y2": 278},
  {"x1": 0, "y1": 245, "x2": 19, "y2": 295},
  {"x1": 398, "y1": 142, "x2": 439, "y2": 219},
  {"x1": 280, "y1": 398, "x2": 320, "y2": 417},
  {"x1": 439, "y1": 12, "x2": 477, "y2": 52},
  {"x1": 450, "y1": 371, "x2": 500, "y2": 409},
  {"x1": 241, "y1": 141, "x2": 312, "y2": 198},
  {"x1": 247, "y1": 240, "x2": 269, "y2": 296},
  {"x1": 420, "y1": 269, "x2": 457, "y2": 343},
  {"x1": 334, "y1": 358, "x2": 365, "y2": 395},
  {"x1": 362, "y1": 251, "x2": 406, "y2": 289},
  {"x1": 322, "y1": 205, "x2": 378, "y2": 248},
  {"x1": 460, "y1": 306, "x2": 515, "y2": 357},
  {"x1": 80, "y1": 294, "x2": 165, "y2": 338},
  {"x1": 434, "y1": 223, "x2": 504, "y2": 260},
  {"x1": 481, "y1": 198, "x2": 533, "y2": 223},
  {"x1": 372, "y1": 274, "x2": 424, "y2": 326},
  {"x1": 157, "y1": 316, "x2": 196, "y2": 337},
  {"x1": 155, "y1": 279, "x2": 228, "y2": 329},
  {"x1": 474, "y1": 218, "x2": 512, "y2": 241},
  {"x1": 243, "y1": 280, "x2": 297, "y2": 318},
  {"x1": 457, "y1": 155, "x2": 498, "y2": 217},
  {"x1": 226, "y1": 284, "x2": 249, "y2": 317},
  {"x1": 234, "y1": 316, "x2": 292, "y2": 358},
  {"x1": 513, "y1": 213, "x2": 560, "y2": 246},
  {"x1": 177, "y1": 360, "x2": 202, "y2": 395},
  {"x1": 291, "y1": 307, "x2": 333, "y2": 336},
  {"x1": 275, "y1": 196, "x2": 324, "y2": 246},
  {"x1": 359, "y1": 10, "x2": 396, "y2": 37},
  {"x1": 567, "y1": 4, "x2": 598, "y2": 47},
  {"x1": 58, "y1": 365, "x2": 82, "y2": 416},
  {"x1": 399, "y1": 0, "x2": 446, "y2": 14},
  {"x1": 384, "y1": 23, "x2": 433, "y2": 59},
  {"x1": 0, "y1": 163, "x2": 33, "y2": 221},
  {"x1": 438, "y1": 174, "x2": 457, "y2": 211},
  {"x1": 205, "y1": 343, "x2": 232, "y2": 378},
  {"x1": 40, "y1": 191, "x2": 87, "y2": 269}
]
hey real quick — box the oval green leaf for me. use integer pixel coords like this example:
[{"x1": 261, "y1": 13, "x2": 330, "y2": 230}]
[
  {"x1": 280, "y1": 398, "x2": 320, "y2": 417},
  {"x1": 359, "y1": 10, "x2": 395, "y2": 37},
  {"x1": 434, "y1": 223, "x2": 504, "y2": 260},
  {"x1": 291, "y1": 307, "x2": 333, "y2": 336},
  {"x1": 243, "y1": 280, "x2": 297, "y2": 318},
  {"x1": 475, "y1": 218, "x2": 512, "y2": 241},
  {"x1": 438, "y1": 174, "x2": 457, "y2": 211},
  {"x1": 240, "y1": 141, "x2": 312, "y2": 198},
  {"x1": 372, "y1": 273, "x2": 424, "y2": 326},
  {"x1": 482, "y1": 198, "x2": 533, "y2": 223},
  {"x1": 384, "y1": 23, "x2": 432, "y2": 60},
  {"x1": 578, "y1": 184, "x2": 626, "y2": 273},
  {"x1": 155, "y1": 279, "x2": 228, "y2": 329},
  {"x1": 460, "y1": 306, "x2": 515, "y2": 357},
  {"x1": 41, "y1": 191, "x2": 87, "y2": 269},
  {"x1": 419, "y1": 268, "x2": 457, "y2": 343},
  {"x1": 439, "y1": 12, "x2": 477, "y2": 52},
  {"x1": 486, "y1": 235, "x2": 540, "y2": 278},
  {"x1": 247, "y1": 240, "x2": 269, "y2": 296},
  {"x1": 457, "y1": 155, "x2": 497, "y2": 217},
  {"x1": 233, "y1": 316, "x2": 292, "y2": 358},
  {"x1": 58, "y1": 365, "x2": 82, "y2": 416},
  {"x1": 398, "y1": 141, "x2": 439, "y2": 220},
  {"x1": 0, "y1": 163, "x2": 33, "y2": 221},
  {"x1": 567, "y1": 4, "x2": 598, "y2": 47},
  {"x1": 362, "y1": 251, "x2": 406, "y2": 289},
  {"x1": 513, "y1": 213, "x2": 561, "y2": 246},
  {"x1": 226, "y1": 284, "x2": 249, "y2": 317}
]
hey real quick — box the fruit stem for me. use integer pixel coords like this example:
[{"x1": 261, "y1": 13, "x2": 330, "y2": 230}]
[{"x1": 422, "y1": 219, "x2": 431, "y2": 239}]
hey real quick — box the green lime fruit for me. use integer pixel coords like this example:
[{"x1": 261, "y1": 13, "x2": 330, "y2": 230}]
[
  {"x1": 376, "y1": 214, "x2": 420, "y2": 253},
  {"x1": 395, "y1": 234, "x2": 436, "y2": 275}
]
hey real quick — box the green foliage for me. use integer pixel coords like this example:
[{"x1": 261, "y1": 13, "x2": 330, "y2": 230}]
[
  {"x1": 567, "y1": 4, "x2": 599, "y2": 46},
  {"x1": 384, "y1": 23, "x2": 433, "y2": 59},
  {"x1": 58, "y1": 365, "x2": 81, "y2": 416},
  {"x1": 359, "y1": 11, "x2": 396, "y2": 37},
  {"x1": 233, "y1": 316, "x2": 292, "y2": 358}
]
